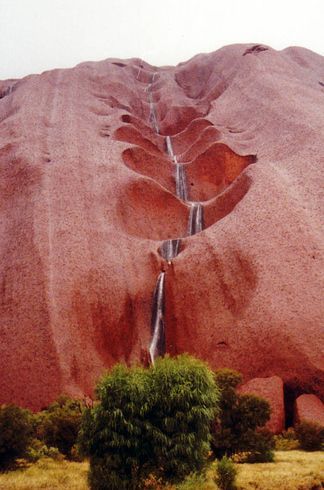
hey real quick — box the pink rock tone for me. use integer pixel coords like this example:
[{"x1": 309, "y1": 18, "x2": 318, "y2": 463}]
[
  {"x1": 294, "y1": 394, "x2": 324, "y2": 426},
  {"x1": 239, "y1": 376, "x2": 285, "y2": 433},
  {"x1": 0, "y1": 44, "x2": 323, "y2": 411}
]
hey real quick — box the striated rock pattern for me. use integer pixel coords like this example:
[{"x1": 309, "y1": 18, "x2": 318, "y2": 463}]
[{"x1": 0, "y1": 44, "x2": 323, "y2": 418}]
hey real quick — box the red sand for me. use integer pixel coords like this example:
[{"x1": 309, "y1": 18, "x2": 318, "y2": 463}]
[{"x1": 0, "y1": 45, "x2": 323, "y2": 422}]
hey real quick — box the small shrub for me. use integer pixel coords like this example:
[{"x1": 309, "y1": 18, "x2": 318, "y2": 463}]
[
  {"x1": 295, "y1": 421, "x2": 324, "y2": 451},
  {"x1": 0, "y1": 404, "x2": 34, "y2": 469},
  {"x1": 26, "y1": 439, "x2": 64, "y2": 462},
  {"x1": 244, "y1": 428, "x2": 275, "y2": 462},
  {"x1": 274, "y1": 428, "x2": 299, "y2": 451},
  {"x1": 36, "y1": 396, "x2": 84, "y2": 459},
  {"x1": 211, "y1": 369, "x2": 274, "y2": 461},
  {"x1": 215, "y1": 456, "x2": 237, "y2": 490},
  {"x1": 176, "y1": 471, "x2": 207, "y2": 489},
  {"x1": 80, "y1": 354, "x2": 220, "y2": 489}
]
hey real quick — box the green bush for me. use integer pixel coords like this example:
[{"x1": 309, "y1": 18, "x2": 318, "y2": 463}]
[
  {"x1": 80, "y1": 354, "x2": 220, "y2": 490},
  {"x1": 214, "y1": 456, "x2": 237, "y2": 490},
  {"x1": 26, "y1": 439, "x2": 63, "y2": 462},
  {"x1": 211, "y1": 369, "x2": 274, "y2": 462},
  {"x1": 36, "y1": 396, "x2": 84, "y2": 459},
  {"x1": 0, "y1": 404, "x2": 34, "y2": 469},
  {"x1": 295, "y1": 421, "x2": 324, "y2": 451},
  {"x1": 244, "y1": 428, "x2": 275, "y2": 462}
]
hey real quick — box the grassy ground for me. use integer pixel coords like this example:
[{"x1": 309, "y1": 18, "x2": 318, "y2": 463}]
[
  {"x1": 0, "y1": 458, "x2": 88, "y2": 490},
  {"x1": 0, "y1": 451, "x2": 322, "y2": 489},
  {"x1": 235, "y1": 451, "x2": 324, "y2": 490}
]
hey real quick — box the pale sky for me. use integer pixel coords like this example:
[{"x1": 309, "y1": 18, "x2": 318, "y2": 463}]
[{"x1": 1, "y1": 0, "x2": 323, "y2": 80}]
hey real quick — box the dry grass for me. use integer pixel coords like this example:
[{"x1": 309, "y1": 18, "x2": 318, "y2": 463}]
[
  {"x1": 0, "y1": 458, "x2": 88, "y2": 490},
  {"x1": 0, "y1": 451, "x2": 322, "y2": 489},
  {"x1": 177, "y1": 451, "x2": 324, "y2": 490},
  {"x1": 236, "y1": 450, "x2": 324, "y2": 490}
]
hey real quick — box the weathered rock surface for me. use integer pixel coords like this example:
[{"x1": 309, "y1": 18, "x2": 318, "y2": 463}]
[
  {"x1": 295, "y1": 394, "x2": 324, "y2": 426},
  {"x1": 0, "y1": 44, "x2": 323, "y2": 412},
  {"x1": 239, "y1": 376, "x2": 285, "y2": 433}
]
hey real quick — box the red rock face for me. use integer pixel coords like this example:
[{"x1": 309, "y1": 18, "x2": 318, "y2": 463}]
[
  {"x1": 294, "y1": 394, "x2": 324, "y2": 426},
  {"x1": 0, "y1": 45, "x2": 323, "y2": 414}
]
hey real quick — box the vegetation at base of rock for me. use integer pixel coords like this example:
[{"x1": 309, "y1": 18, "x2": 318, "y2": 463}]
[
  {"x1": 79, "y1": 354, "x2": 220, "y2": 490},
  {"x1": 35, "y1": 396, "x2": 84, "y2": 460},
  {"x1": 214, "y1": 456, "x2": 237, "y2": 489},
  {"x1": 295, "y1": 420, "x2": 324, "y2": 451},
  {"x1": 0, "y1": 404, "x2": 34, "y2": 469},
  {"x1": 0, "y1": 451, "x2": 323, "y2": 490},
  {"x1": 274, "y1": 428, "x2": 299, "y2": 451},
  {"x1": 211, "y1": 369, "x2": 274, "y2": 462}
]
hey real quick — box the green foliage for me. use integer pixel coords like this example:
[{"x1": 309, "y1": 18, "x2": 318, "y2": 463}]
[
  {"x1": 176, "y1": 471, "x2": 207, "y2": 489},
  {"x1": 80, "y1": 354, "x2": 220, "y2": 490},
  {"x1": 148, "y1": 355, "x2": 220, "y2": 483},
  {"x1": 295, "y1": 421, "x2": 324, "y2": 451},
  {"x1": 274, "y1": 428, "x2": 299, "y2": 451},
  {"x1": 36, "y1": 396, "x2": 84, "y2": 459},
  {"x1": 243, "y1": 428, "x2": 275, "y2": 462},
  {"x1": 214, "y1": 456, "x2": 237, "y2": 490},
  {"x1": 25, "y1": 439, "x2": 64, "y2": 462},
  {"x1": 0, "y1": 404, "x2": 34, "y2": 469},
  {"x1": 211, "y1": 369, "x2": 274, "y2": 462}
]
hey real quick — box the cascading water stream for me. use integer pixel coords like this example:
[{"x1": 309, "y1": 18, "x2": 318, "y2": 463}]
[
  {"x1": 188, "y1": 202, "x2": 204, "y2": 235},
  {"x1": 159, "y1": 239, "x2": 181, "y2": 262},
  {"x1": 147, "y1": 73, "x2": 159, "y2": 134},
  {"x1": 147, "y1": 74, "x2": 204, "y2": 364},
  {"x1": 175, "y1": 163, "x2": 188, "y2": 201},
  {"x1": 149, "y1": 272, "x2": 166, "y2": 365}
]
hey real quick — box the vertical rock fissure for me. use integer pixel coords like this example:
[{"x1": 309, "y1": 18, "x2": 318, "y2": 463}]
[
  {"x1": 146, "y1": 73, "x2": 204, "y2": 364},
  {"x1": 147, "y1": 73, "x2": 160, "y2": 134},
  {"x1": 146, "y1": 72, "x2": 166, "y2": 364}
]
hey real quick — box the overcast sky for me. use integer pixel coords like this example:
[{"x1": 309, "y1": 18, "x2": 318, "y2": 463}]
[{"x1": 1, "y1": 0, "x2": 323, "y2": 80}]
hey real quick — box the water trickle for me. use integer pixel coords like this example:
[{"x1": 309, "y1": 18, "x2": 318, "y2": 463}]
[
  {"x1": 165, "y1": 135, "x2": 177, "y2": 163},
  {"x1": 188, "y1": 202, "x2": 204, "y2": 235},
  {"x1": 159, "y1": 239, "x2": 181, "y2": 261},
  {"x1": 147, "y1": 73, "x2": 159, "y2": 133},
  {"x1": 149, "y1": 101, "x2": 159, "y2": 133},
  {"x1": 175, "y1": 163, "x2": 188, "y2": 201},
  {"x1": 149, "y1": 271, "x2": 166, "y2": 365}
]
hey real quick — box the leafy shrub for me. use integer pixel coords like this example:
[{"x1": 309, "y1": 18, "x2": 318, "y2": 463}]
[
  {"x1": 80, "y1": 354, "x2": 220, "y2": 490},
  {"x1": 274, "y1": 428, "x2": 299, "y2": 451},
  {"x1": 36, "y1": 396, "x2": 84, "y2": 459},
  {"x1": 295, "y1": 421, "x2": 324, "y2": 451},
  {"x1": 244, "y1": 428, "x2": 275, "y2": 462},
  {"x1": 211, "y1": 369, "x2": 274, "y2": 462},
  {"x1": 0, "y1": 404, "x2": 34, "y2": 469},
  {"x1": 214, "y1": 456, "x2": 237, "y2": 490},
  {"x1": 26, "y1": 439, "x2": 63, "y2": 462},
  {"x1": 176, "y1": 471, "x2": 207, "y2": 489}
]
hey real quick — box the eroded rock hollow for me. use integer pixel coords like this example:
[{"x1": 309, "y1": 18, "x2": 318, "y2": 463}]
[{"x1": 0, "y1": 44, "x2": 323, "y2": 422}]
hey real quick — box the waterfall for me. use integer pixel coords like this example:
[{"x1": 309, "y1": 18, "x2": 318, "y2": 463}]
[
  {"x1": 188, "y1": 202, "x2": 204, "y2": 235},
  {"x1": 165, "y1": 135, "x2": 175, "y2": 160},
  {"x1": 175, "y1": 163, "x2": 188, "y2": 201},
  {"x1": 149, "y1": 100, "x2": 160, "y2": 133},
  {"x1": 149, "y1": 272, "x2": 166, "y2": 365},
  {"x1": 166, "y1": 135, "x2": 178, "y2": 163},
  {"x1": 147, "y1": 73, "x2": 159, "y2": 133},
  {"x1": 159, "y1": 238, "x2": 181, "y2": 261}
]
